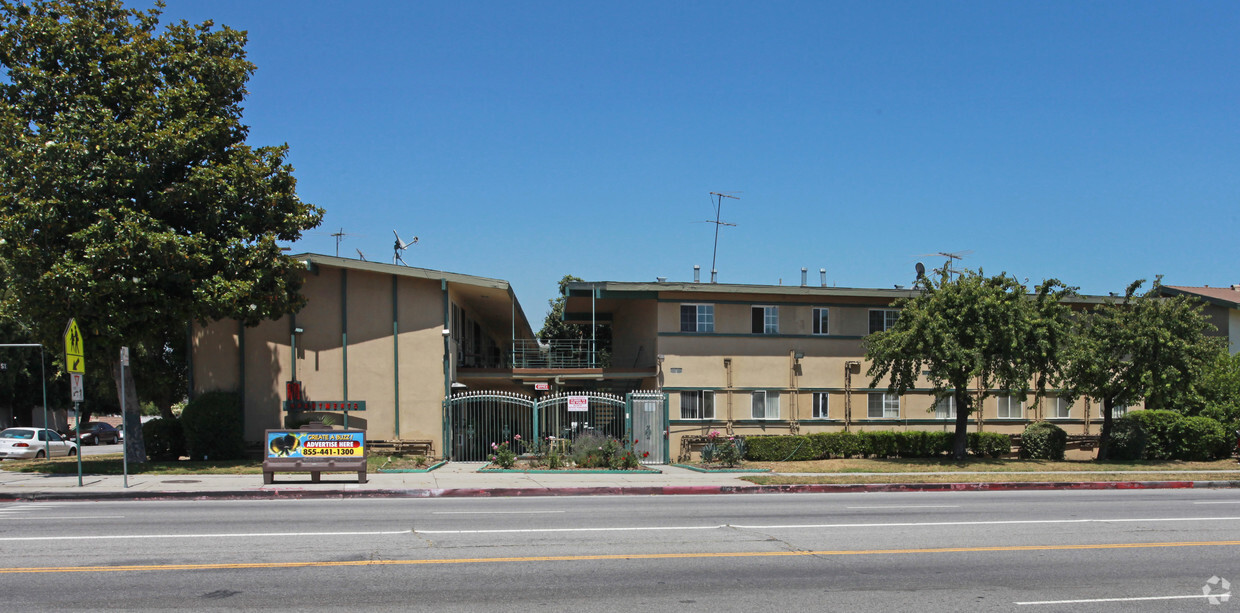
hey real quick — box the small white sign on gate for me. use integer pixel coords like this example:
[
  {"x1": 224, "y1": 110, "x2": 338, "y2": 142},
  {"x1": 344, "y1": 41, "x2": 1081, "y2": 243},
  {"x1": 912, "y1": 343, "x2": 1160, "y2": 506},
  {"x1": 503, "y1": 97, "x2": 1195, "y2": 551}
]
[{"x1": 567, "y1": 396, "x2": 589, "y2": 412}]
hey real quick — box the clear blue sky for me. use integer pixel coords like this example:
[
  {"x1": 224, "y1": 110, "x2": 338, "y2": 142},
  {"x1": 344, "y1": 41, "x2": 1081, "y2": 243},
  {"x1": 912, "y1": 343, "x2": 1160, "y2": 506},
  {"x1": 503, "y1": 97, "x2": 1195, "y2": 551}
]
[{"x1": 157, "y1": 0, "x2": 1239, "y2": 322}]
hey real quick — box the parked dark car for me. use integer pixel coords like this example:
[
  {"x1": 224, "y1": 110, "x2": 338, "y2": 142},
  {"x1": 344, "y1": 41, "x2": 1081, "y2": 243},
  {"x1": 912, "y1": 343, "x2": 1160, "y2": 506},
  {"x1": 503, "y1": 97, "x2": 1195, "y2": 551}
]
[{"x1": 73, "y1": 422, "x2": 120, "y2": 446}]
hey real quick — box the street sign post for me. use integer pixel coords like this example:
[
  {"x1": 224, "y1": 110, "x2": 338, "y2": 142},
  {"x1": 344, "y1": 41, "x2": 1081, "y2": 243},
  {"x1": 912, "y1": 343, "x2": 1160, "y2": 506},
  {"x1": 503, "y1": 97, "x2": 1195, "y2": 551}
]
[{"x1": 64, "y1": 319, "x2": 83, "y2": 486}]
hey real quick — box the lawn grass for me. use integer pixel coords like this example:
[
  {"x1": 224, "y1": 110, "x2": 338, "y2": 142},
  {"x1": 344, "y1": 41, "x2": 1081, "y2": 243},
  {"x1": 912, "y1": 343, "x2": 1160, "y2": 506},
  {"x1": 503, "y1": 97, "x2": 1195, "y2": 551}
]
[{"x1": 743, "y1": 458, "x2": 1240, "y2": 474}]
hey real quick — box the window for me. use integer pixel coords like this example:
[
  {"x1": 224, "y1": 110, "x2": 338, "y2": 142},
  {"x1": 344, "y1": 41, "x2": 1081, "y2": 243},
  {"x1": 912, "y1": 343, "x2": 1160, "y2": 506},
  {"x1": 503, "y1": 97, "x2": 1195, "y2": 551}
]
[
  {"x1": 869, "y1": 309, "x2": 899, "y2": 334},
  {"x1": 996, "y1": 395, "x2": 1023, "y2": 419},
  {"x1": 868, "y1": 392, "x2": 900, "y2": 418},
  {"x1": 751, "y1": 306, "x2": 778, "y2": 334},
  {"x1": 812, "y1": 308, "x2": 829, "y2": 335},
  {"x1": 1051, "y1": 397, "x2": 1071, "y2": 419},
  {"x1": 680, "y1": 304, "x2": 714, "y2": 332},
  {"x1": 1107, "y1": 403, "x2": 1128, "y2": 419},
  {"x1": 812, "y1": 392, "x2": 829, "y2": 419},
  {"x1": 935, "y1": 396, "x2": 956, "y2": 419},
  {"x1": 751, "y1": 390, "x2": 780, "y2": 419},
  {"x1": 680, "y1": 391, "x2": 714, "y2": 420}
]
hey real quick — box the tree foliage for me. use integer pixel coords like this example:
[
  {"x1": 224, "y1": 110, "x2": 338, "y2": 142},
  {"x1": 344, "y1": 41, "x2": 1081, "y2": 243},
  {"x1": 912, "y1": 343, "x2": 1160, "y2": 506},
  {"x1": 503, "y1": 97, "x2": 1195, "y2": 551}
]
[
  {"x1": 0, "y1": 0, "x2": 323, "y2": 456},
  {"x1": 1061, "y1": 279, "x2": 1216, "y2": 459},
  {"x1": 864, "y1": 269, "x2": 1074, "y2": 459}
]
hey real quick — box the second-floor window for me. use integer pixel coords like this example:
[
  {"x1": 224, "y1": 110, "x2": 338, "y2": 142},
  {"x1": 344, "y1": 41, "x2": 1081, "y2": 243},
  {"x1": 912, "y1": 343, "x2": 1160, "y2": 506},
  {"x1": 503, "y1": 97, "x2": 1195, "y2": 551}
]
[
  {"x1": 751, "y1": 306, "x2": 778, "y2": 334},
  {"x1": 812, "y1": 308, "x2": 829, "y2": 335},
  {"x1": 869, "y1": 309, "x2": 899, "y2": 334},
  {"x1": 680, "y1": 304, "x2": 714, "y2": 332}
]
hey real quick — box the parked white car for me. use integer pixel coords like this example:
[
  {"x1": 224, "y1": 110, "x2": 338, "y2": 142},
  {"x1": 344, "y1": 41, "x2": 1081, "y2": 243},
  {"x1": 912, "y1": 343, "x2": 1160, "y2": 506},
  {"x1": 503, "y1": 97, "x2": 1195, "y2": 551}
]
[{"x1": 0, "y1": 428, "x2": 79, "y2": 460}]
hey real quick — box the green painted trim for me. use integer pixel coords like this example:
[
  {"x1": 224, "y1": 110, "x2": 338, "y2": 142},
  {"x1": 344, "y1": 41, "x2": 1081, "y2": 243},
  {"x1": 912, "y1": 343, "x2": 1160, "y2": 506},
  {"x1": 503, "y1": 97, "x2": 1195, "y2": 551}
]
[
  {"x1": 658, "y1": 297, "x2": 898, "y2": 309},
  {"x1": 377, "y1": 460, "x2": 447, "y2": 473},
  {"x1": 341, "y1": 269, "x2": 349, "y2": 429},
  {"x1": 477, "y1": 467, "x2": 662, "y2": 474},
  {"x1": 392, "y1": 274, "x2": 400, "y2": 438},
  {"x1": 672, "y1": 464, "x2": 771, "y2": 473},
  {"x1": 659, "y1": 332, "x2": 866, "y2": 340}
]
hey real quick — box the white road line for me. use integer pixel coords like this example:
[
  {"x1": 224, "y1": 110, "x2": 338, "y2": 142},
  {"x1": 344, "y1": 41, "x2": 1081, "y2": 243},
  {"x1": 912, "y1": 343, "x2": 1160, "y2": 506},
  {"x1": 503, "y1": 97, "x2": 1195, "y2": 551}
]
[
  {"x1": 1193, "y1": 501, "x2": 1240, "y2": 504},
  {"x1": 1017, "y1": 594, "x2": 1220, "y2": 605},
  {"x1": 0, "y1": 516, "x2": 124, "y2": 520},
  {"x1": 431, "y1": 511, "x2": 567, "y2": 515},
  {"x1": 0, "y1": 529, "x2": 413, "y2": 542},
  {"x1": 846, "y1": 505, "x2": 960, "y2": 509},
  {"x1": 417, "y1": 516, "x2": 1240, "y2": 535}
]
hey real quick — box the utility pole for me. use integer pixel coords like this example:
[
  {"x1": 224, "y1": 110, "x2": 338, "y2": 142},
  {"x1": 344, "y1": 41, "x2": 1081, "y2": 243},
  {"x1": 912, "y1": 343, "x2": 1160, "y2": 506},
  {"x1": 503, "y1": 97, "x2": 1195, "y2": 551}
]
[{"x1": 706, "y1": 192, "x2": 739, "y2": 283}]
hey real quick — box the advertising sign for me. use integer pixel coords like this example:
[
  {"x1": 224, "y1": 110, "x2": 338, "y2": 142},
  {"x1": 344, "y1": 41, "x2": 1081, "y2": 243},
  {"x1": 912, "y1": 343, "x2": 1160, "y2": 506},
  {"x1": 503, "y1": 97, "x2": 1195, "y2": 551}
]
[
  {"x1": 266, "y1": 430, "x2": 365, "y2": 459},
  {"x1": 533, "y1": 382, "x2": 550, "y2": 391},
  {"x1": 567, "y1": 396, "x2": 589, "y2": 412}
]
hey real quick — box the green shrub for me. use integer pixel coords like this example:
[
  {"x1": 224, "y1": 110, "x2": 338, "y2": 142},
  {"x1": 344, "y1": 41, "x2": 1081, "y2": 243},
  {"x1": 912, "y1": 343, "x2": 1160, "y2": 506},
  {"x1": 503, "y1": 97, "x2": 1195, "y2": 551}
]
[
  {"x1": 930, "y1": 431, "x2": 956, "y2": 456},
  {"x1": 1107, "y1": 417, "x2": 1147, "y2": 460},
  {"x1": 859, "y1": 430, "x2": 898, "y2": 458},
  {"x1": 1168, "y1": 416, "x2": 1231, "y2": 461},
  {"x1": 179, "y1": 391, "x2": 245, "y2": 461},
  {"x1": 894, "y1": 431, "x2": 951, "y2": 458},
  {"x1": 968, "y1": 432, "x2": 1011, "y2": 458},
  {"x1": 142, "y1": 417, "x2": 185, "y2": 461},
  {"x1": 743, "y1": 435, "x2": 815, "y2": 461},
  {"x1": 1020, "y1": 422, "x2": 1067, "y2": 461},
  {"x1": 807, "y1": 432, "x2": 861, "y2": 459},
  {"x1": 1123, "y1": 410, "x2": 1183, "y2": 460}
]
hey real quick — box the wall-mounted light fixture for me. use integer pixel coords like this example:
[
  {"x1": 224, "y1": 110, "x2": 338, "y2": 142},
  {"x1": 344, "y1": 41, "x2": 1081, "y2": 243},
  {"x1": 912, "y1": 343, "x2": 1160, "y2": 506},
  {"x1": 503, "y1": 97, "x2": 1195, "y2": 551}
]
[
  {"x1": 293, "y1": 326, "x2": 305, "y2": 335},
  {"x1": 442, "y1": 328, "x2": 451, "y2": 336}
]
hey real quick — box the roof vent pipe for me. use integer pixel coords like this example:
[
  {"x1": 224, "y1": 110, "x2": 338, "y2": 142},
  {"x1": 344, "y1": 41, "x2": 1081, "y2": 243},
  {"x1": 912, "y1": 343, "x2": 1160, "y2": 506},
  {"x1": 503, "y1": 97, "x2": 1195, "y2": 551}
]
[
  {"x1": 657, "y1": 277, "x2": 667, "y2": 283},
  {"x1": 711, "y1": 269, "x2": 718, "y2": 284},
  {"x1": 694, "y1": 265, "x2": 700, "y2": 283},
  {"x1": 820, "y1": 268, "x2": 827, "y2": 287},
  {"x1": 801, "y1": 267, "x2": 808, "y2": 287}
]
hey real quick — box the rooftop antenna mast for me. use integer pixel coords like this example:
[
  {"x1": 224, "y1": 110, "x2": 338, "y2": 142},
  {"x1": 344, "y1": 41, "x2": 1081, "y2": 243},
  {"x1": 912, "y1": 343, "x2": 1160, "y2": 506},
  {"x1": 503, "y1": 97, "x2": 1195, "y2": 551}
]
[
  {"x1": 392, "y1": 230, "x2": 418, "y2": 266},
  {"x1": 915, "y1": 250, "x2": 972, "y2": 281},
  {"x1": 706, "y1": 191, "x2": 739, "y2": 283},
  {"x1": 329, "y1": 228, "x2": 354, "y2": 257}
]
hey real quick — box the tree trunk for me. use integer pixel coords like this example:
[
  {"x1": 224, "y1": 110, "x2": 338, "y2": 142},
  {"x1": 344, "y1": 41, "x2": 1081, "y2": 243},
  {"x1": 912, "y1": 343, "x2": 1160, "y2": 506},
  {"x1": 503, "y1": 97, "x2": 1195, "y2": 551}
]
[
  {"x1": 953, "y1": 389, "x2": 970, "y2": 460},
  {"x1": 1096, "y1": 397, "x2": 1114, "y2": 461},
  {"x1": 112, "y1": 358, "x2": 147, "y2": 463}
]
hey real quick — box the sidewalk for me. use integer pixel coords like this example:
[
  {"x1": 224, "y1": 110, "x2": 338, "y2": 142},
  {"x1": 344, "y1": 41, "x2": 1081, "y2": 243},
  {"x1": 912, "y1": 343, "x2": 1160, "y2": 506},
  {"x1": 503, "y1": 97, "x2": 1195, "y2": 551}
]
[{"x1": 2, "y1": 463, "x2": 1237, "y2": 502}]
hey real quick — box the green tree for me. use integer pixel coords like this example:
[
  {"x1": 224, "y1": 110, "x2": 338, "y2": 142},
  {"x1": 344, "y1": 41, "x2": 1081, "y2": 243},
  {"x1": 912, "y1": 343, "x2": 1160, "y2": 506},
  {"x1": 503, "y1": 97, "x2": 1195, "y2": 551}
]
[
  {"x1": 1061, "y1": 279, "x2": 1216, "y2": 460},
  {"x1": 0, "y1": 0, "x2": 323, "y2": 460},
  {"x1": 865, "y1": 270, "x2": 1074, "y2": 460},
  {"x1": 1191, "y1": 348, "x2": 1240, "y2": 433},
  {"x1": 538, "y1": 275, "x2": 611, "y2": 367}
]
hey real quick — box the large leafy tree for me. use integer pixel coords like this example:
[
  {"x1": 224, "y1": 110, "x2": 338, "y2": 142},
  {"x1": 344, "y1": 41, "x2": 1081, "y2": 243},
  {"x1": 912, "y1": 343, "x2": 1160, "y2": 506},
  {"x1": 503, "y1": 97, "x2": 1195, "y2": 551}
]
[
  {"x1": 0, "y1": 0, "x2": 323, "y2": 459},
  {"x1": 1062, "y1": 279, "x2": 1216, "y2": 459},
  {"x1": 865, "y1": 270, "x2": 1074, "y2": 460}
]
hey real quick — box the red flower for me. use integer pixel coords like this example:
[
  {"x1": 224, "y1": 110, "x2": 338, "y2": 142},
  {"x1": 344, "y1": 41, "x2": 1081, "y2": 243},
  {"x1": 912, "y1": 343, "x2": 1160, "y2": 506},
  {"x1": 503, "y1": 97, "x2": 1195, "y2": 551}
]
[{"x1": 642, "y1": 452, "x2": 649, "y2": 458}]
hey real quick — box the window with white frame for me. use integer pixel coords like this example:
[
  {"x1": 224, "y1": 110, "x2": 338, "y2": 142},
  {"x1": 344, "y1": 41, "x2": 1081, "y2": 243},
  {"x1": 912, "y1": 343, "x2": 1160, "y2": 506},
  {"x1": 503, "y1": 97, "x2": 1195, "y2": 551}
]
[
  {"x1": 868, "y1": 392, "x2": 900, "y2": 418},
  {"x1": 680, "y1": 391, "x2": 714, "y2": 420},
  {"x1": 751, "y1": 306, "x2": 778, "y2": 334},
  {"x1": 751, "y1": 390, "x2": 780, "y2": 420},
  {"x1": 934, "y1": 395, "x2": 956, "y2": 419},
  {"x1": 1051, "y1": 397, "x2": 1071, "y2": 419},
  {"x1": 812, "y1": 392, "x2": 829, "y2": 418},
  {"x1": 812, "y1": 308, "x2": 829, "y2": 335},
  {"x1": 1107, "y1": 403, "x2": 1128, "y2": 419},
  {"x1": 996, "y1": 395, "x2": 1024, "y2": 419},
  {"x1": 868, "y1": 309, "x2": 899, "y2": 334},
  {"x1": 680, "y1": 304, "x2": 714, "y2": 332}
]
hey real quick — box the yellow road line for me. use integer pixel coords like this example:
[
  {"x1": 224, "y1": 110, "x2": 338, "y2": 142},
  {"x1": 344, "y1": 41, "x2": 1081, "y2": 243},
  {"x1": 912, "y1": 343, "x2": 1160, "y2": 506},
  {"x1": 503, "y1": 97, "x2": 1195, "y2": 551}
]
[{"x1": 4, "y1": 540, "x2": 1239, "y2": 575}]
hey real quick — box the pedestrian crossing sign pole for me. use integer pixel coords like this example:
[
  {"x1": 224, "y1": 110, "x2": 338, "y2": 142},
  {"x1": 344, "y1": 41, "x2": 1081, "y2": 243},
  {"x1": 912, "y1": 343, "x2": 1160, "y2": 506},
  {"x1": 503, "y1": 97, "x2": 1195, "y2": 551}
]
[{"x1": 64, "y1": 318, "x2": 84, "y2": 487}]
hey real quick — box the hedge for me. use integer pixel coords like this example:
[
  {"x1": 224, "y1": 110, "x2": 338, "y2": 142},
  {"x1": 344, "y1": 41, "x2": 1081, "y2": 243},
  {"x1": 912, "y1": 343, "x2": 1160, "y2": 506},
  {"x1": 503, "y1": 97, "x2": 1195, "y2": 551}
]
[
  {"x1": 1107, "y1": 417, "x2": 1148, "y2": 460},
  {"x1": 743, "y1": 431, "x2": 990, "y2": 461},
  {"x1": 180, "y1": 391, "x2": 245, "y2": 461},
  {"x1": 743, "y1": 435, "x2": 817, "y2": 461},
  {"x1": 1122, "y1": 410, "x2": 1183, "y2": 460},
  {"x1": 967, "y1": 432, "x2": 1011, "y2": 458},
  {"x1": 1167, "y1": 416, "x2": 1232, "y2": 461},
  {"x1": 1019, "y1": 421, "x2": 1067, "y2": 461},
  {"x1": 142, "y1": 417, "x2": 186, "y2": 461}
]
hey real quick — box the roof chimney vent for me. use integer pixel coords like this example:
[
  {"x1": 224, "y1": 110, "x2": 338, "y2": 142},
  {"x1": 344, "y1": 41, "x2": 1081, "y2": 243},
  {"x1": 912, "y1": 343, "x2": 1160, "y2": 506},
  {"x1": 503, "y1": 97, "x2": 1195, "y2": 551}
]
[
  {"x1": 820, "y1": 268, "x2": 827, "y2": 287},
  {"x1": 801, "y1": 267, "x2": 808, "y2": 287},
  {"x1": 694, "y1": 265, "x2": 700, "y2": 283}
]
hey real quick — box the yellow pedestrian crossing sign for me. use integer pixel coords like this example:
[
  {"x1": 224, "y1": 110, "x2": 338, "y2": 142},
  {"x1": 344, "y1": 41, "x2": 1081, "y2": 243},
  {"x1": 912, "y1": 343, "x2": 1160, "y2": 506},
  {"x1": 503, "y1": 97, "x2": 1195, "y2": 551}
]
[{"x1": 64, "y1": 318, "x2": 84, "y2": 374}]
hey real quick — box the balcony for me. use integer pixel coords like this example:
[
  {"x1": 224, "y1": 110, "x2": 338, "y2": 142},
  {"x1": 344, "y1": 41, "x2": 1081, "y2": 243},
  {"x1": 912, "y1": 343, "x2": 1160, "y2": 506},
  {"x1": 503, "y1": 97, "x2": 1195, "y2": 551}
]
[{"x1": 509, "y1": 339, "x2": 604, "y2": 369}]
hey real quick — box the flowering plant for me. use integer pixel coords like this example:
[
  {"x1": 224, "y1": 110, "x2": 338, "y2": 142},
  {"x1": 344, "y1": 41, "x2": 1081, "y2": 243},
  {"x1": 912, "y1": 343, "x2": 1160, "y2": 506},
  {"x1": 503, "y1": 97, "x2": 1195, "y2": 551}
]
[
  {"x1": 489, "y1": 441, "x2": 517, "y2": 469},
  {"x1": 702, "y1": 432, "x2": 745, "y2": 467}
]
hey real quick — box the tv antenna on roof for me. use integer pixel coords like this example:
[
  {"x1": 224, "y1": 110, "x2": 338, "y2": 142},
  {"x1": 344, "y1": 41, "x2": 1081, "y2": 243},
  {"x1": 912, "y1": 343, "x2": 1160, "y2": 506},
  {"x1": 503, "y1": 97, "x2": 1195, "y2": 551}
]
[
  {"x1": 703, "y1": 191, "x2": 740, "y2": 283},
  {"x1": 355, "y1": 248, "x2": 367, "y2": 262},
  {"x1": 914, "y1": 250, "x2": 972, "y2": 281},
  {"x1": 393, "y1": 230, "x2": 418, "y2": 266},
  {"x1": 329, "y1": 228, "x2": 355, "y2": 257}
]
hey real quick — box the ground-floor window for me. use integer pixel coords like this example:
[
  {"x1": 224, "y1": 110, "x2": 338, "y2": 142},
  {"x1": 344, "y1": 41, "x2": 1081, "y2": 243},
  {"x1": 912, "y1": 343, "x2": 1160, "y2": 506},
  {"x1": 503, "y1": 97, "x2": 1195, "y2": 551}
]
[
  {"x1": 868, "y1": 392, "x2": 900, "y2": 418},
  {"x1": 812, "y1": 392, "x2": 829, "y2": 419},
  {"x1": 680, "y1": 391, "x2": 714, "y2": 420},
  {"x1": 751, "y1": 390, "x2": 780, "y2": 419},
  {"x1": 996, "y1": 395, "x2": 1023, "y2": 419}
]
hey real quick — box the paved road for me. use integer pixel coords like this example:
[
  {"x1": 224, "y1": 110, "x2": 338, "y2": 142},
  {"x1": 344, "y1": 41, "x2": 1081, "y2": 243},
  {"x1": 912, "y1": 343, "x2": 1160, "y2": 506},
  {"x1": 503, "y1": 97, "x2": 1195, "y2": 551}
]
[{"x1": 1, "y1": 489, "x2": 1238, "y2": 611}]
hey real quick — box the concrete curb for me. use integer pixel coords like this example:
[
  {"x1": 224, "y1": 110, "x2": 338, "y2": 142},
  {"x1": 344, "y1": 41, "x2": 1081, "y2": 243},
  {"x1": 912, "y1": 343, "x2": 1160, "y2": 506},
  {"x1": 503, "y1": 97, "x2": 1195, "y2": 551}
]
[{"x1": 2, "y1": 479, "x2": 1238, "y2": 502}]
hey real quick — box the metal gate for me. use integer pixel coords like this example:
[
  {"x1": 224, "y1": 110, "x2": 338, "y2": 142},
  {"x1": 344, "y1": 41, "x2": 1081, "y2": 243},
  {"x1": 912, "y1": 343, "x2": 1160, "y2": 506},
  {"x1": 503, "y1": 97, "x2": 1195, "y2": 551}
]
[{"x1": 447, "y1": 390, "x2": 667, "y2": 463}]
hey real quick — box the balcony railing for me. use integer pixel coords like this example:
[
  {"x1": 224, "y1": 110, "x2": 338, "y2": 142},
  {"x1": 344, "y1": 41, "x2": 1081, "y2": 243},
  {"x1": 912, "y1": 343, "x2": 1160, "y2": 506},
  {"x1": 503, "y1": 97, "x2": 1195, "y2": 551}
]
[{"x1": 510, "y1": 339, "x2": 600, "y2": 369}]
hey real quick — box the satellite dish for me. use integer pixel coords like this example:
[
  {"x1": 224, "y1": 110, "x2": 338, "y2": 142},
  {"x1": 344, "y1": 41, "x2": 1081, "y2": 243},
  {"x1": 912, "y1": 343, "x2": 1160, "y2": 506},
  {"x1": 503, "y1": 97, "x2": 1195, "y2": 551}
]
[
  {"x1": 392, "y1": 230, "x2": 418, "y2": 266},
  {"x1": 915, "y1": 262, "x2": 926, "y2": 278}
]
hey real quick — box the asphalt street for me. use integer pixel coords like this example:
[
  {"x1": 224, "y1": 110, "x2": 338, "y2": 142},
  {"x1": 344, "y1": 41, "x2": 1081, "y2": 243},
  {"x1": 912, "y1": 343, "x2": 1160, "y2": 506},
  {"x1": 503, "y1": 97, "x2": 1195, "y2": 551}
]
[{"x1": 0, "y1": 489, "x2": 1237, "y2": 611}]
